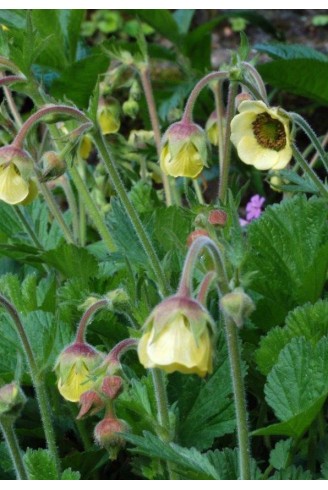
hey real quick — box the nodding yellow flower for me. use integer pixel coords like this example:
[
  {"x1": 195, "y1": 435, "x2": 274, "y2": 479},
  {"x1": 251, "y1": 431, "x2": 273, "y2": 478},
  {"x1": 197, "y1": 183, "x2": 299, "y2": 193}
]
[
  {"x1": 55, "y1": 342, "x2": 104, "y2": 403},
  {"x1": 230, "y1": 100, "x2": 292, "y2": 170},
  {"x1": 0, "y1": 146, "x2": 34, "y2": 205},
  {"x1": 0, "y1": 382, "x2": 26, "y2": 417},
  {"x1": 97, "y1": 98, "x2": 121, "y2": 135},
  {"x1": 160, "y1": 121, "x2": 207, "y2": 179},
  {"x1": 138, "y1": 296, "x2": 215, "y2": 377}
]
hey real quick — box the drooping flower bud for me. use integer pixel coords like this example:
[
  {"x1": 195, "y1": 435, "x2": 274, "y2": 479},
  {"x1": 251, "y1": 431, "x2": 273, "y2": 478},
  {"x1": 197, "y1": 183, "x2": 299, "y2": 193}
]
[
  {"x1": 79, "y1": 134, "x2": 93, "y2": 160},
  {"x1": 208, "y1": 209, "x2": 227, "y2": 227},
  {"x1": 0, "y1": 382, "x2": 26, "y2": 418},
  {"x1": 54, "y1": 342, "x2": 104, "y2": 403},
  {"x1": 77, "y1": 390, "x2": 105, "y2": 419},
  {"x1": 39, "y1": 151, "x2": 66, "y2": 182},
  {"x1": 0, "y1": 145, "x2": 34, "y2": 205},
  {"x1": 97, "y1": 98, "x2": 121, "y2": 135},
  {"x1": 138, "y1": 295, "x2": 215, "y2": 377},
  {"x1": 160, "y1": 121, "x2": 207, "y2": 179},
  {"x1": 220, "y1": 287, "x2": 255, "y2": 327},
  {"x1": 205, "y1": 111, "x2": 223, "y2": 146},
  {"x1": 122, "y1": 98, "x2": 139, "y2": 119},
  {"x1": 101, "y1": 375, "x2": 123, "y2": 400},
  {"x1": 94, "y1": 416, "x2": 129, "y2": 459},
  {"x1": 186, "y1": 229, "x2": 209, "y2": 248},
  {"x1": 234, "y1": 92, "x2": 252, "y2": 110}
]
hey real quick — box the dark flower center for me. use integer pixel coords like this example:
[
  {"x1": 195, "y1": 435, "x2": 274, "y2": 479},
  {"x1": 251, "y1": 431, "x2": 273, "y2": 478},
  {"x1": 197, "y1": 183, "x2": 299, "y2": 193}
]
[{"x1": 252, "y1": 113, "x2": 286, "y2": 151}]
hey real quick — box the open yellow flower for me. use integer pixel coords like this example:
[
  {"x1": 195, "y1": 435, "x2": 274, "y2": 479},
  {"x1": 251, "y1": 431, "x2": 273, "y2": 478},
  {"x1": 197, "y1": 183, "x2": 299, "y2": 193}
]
[
  {"x1": 138, "y1": 296, "x2": 215, "y2": 377},
  {"x1": 55, "y1": 342, "x2": 104, "y2": 402},
  {"x1": 160, "y1": 121, "x2": 207, "y2": 179},
  {"x1": 0, "y1": 146, "x2": 34, "y2": 205},
  {"x1": 230, "y1": 100, "x2": 292, "y2": 170}
]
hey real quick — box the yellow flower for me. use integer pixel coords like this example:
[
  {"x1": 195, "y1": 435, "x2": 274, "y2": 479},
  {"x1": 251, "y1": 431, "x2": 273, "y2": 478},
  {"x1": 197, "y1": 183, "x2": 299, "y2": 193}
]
[
  {"x1": 55, "y1": 342, "x2": 103, "y2": 403},
  {"x1": 230, "y1": 100, "x2": 292, "y2": 170},
  {"x1": 79, "y1": 135, "x2": 93, "y2": 160},
  {"x1": 0, "y1": 146, "x2": 34, "y2": 205},
  {"x1": 97, "y1": 98, "x2": 121, "y2": 135},
  {"x1": 138, "y1": 296, "x2": 215, "y2": 377},
  {"x1": 160, "y1": 121, "x2": 207, "y2": 179}
]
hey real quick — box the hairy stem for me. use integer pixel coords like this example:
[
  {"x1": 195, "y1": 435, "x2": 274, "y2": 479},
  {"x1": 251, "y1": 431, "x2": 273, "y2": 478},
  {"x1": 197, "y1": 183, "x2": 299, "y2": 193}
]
[
  {"x1": 218, "y1": 81, "x2": 238, "y2": 203},
  {"x1": 75, "y1": 299, "x2": 108, "y2": 343},
  {"x1": 292, "y1": 145, "x2": 328, "y2": 199},
  {"x1": 139, "y1": 66, "x2": 172, "y2": 206},
  {"x1": 0, "y1": 417, "x2": 28, "y2": 480},
  {"x1": 93, "y1": 130, "x2": 171, "y2": 297}
]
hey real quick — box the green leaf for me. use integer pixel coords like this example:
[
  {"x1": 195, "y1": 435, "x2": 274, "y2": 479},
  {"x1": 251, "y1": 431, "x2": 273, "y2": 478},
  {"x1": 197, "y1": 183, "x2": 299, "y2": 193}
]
[
  {"x1": 153, "y1": 206, "x2": 193, "y2": 253},
  {"x1": 129, "y1": 10, "x2": 180, "y2": 45},
  {"x1": 177, "y1": 335, "x2": 235, "y2": 450},
  {"x1": 256, "y1": 300, "x2": 328, "y2": 375},
  {"x1": 124, "y1": 431, "x2": 219, "y2": 479},
  {"x1": 57, "y1": 10, "x2": 85, "y2": 63},
  {"x1": 41, "y1": 243, "x2": 99, "y2": 283},
  {"x1": 129, "y1": 180, "x2": 162, "y2": 215},
  {"x1": 246, "y1": 195, "x2": 328, "y2": 329},
  {"x1": 51, "y1": 53, "x2": 109, "y2": 108},
  {"x1": 269, "y1": 439, "x2": 293, "y2": 470},
  {"x1": 24, "y1": 449, "x2": 57, "y2": 480},
  {"x1": 173, "y1": 10, "x2": 195, "y2": 34},
  {"x1": 255, "y1": 42, "x2": 328, "y2": 103},
  {"x1": 255, "y1": 337, "x2": 328, "y2": 437},
  {"x1": 0, "y1": 202, "x2": 21, "y2": 236},
  {"x1": 0, "y1": 10, "x2": 26, "y2": 29},
  {"x1": 61, "y1": 468, "x2": 80, "y2": 480},
  {"x1": 270, "y1": 466, "x2": 312, "y2": 480},
  {"x1": 207, "y1": 448, "x2": 260, "y2": 480}
]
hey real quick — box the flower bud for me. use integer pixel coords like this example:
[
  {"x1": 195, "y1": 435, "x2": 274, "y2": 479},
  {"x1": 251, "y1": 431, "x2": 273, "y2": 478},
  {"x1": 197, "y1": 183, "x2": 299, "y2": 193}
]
[
  {"x1": 97, "y1": 98, "x2": 121, "y2": 135},
  {"x1": 128, "y1": 130, "x2": 155, "y2": 149},
  {"x1": 220, "y1": 287, "x2": 255, "y2": 327},
  {"x1": 0, "y1": 145, "x2": 34, "y2": 205},
  {"x1": 78, "y1": 134, "x2": 93, "y2": 160},
  {"x1": 234, "y1": 92, "x2": 252, "y2": 110},
  {"x1": 39, "y1": 151, "x2": 66, "y2": 182},
  {"x1": 160, "y1": 121, "x2": 207, "y2": 179},
  {"x1": 187, "y1": 229, "x2": 209, "y2": 248},
  {"x1": 122, "y1": 98, "x2": 139, "y2": 119},
  {"x1": 101, "y1": 375, "x2": 123, "y2": 400},
  {"x1": 138, "y1": 295, "x2": 216, "y2": 377},
  {"x1": 0, "y1": 382, "x2": 26, "y2": 418},
  {"x1": 55, "y1": 342, "x2": 104, "y2": 403},
  {"x1": 77, "y1": 390, "x2": 105, "y2": 419},
  {"x1": 94, "y1": 416, "x2": 129, "y2": 459},
  {"x1": 208, "y1": 209, "x2": 227, "y2": 227},
  {"x1": 205, "y1": 111, "x2": 223, "y2": 146}
]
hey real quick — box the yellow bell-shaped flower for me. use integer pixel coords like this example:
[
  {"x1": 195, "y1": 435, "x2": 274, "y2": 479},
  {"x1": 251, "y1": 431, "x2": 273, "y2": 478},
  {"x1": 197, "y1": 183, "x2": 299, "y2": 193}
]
[
  {"x1": 230, "y1": 100, "x2": 292, "y2": 170},
  {"x1": 97, "y1": 98, "x2": 121, "y2": 135},
  {"x1": 160, "y1": 121, "x2": 207, "y2": 179},
  {"x1": 0, "y1": 146, "x2": 34, "y2": 205},
  {"x1": 55, "y1": 342, "x2": 104, "y2": 402},
  {"x1": 138, "y1": 296, "x2": 215, "y2": 377}
]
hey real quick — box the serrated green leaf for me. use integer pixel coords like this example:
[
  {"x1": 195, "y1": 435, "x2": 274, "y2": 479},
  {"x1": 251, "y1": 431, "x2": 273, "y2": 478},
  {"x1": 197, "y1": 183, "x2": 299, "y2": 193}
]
[
  {"x1": 24, "y1": 449, "x2": 57, "y2": 480},
  {"x1": 0, "y1": 202, "x2": 21, "y2": 236},
  {"x1": 246, "y1": 195, "x2": 328, "y2": 329},
  {"x1": 61, "y1": 468, "x2": 80, "y2": 480},
  {"x1": 269, "y1": 439, "x2": 293, "y2": 470},
  {"x1": 153, "y1": 206, "x2": 193, "y2": 253},
  {"x1": 129, "y1": 180, "x2": 162, "y2": 214},
  {"x1": 270, "y1": 466, "x2": 312, "y2": 480},
  {"x1": 256, "y1": 300, "x2": 328, "y2": 375},
  {"x1": 124, "y1": 431, "x2": 219, "y2": 479},
  {"x1": 173, "y1": 10, "x2": 195, "y2": 34},
  {"x1": 41, "y1": 243, "x2": 99, "y2": 283},
  {"x1": 177, "y1": 335, "x2": 235, "y2": 450},
  {"x1": 207, "y1": 447, "x2": 260, "y2": 480},
  {"x1": 256, "y1": 42, "x2": 328, "y2": 62},
  {"x1": 129, "y1": 10, "x2": 180, "y2": 45}
]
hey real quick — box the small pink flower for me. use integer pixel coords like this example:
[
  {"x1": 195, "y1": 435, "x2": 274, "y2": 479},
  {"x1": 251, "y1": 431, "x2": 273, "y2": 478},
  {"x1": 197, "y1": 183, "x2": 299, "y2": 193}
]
[{"x1": 240, "y1": 194, "x2": 265, "y2": 226}]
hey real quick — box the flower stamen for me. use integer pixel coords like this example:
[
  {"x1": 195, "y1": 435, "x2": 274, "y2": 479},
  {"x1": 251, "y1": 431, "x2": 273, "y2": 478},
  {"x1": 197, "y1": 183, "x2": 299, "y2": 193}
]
[{"x1": 252, "y1": 112, "x2": 286, "y2": 151}]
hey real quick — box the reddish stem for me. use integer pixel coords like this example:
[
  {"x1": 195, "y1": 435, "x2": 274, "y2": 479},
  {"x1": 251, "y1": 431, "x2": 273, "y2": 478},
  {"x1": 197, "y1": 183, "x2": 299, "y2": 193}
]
[
  {"x1": 75, "y1": 299, "x2": 108, "y2": 343},
  {"x1": 106, "y1": 338, "x2": 138, "y2": 363}
]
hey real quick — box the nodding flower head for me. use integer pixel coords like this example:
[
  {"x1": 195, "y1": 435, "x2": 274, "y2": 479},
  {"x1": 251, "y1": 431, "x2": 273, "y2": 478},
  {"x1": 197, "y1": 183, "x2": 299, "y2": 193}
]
[
  {"x1": 160, "y1": 121, "x2": 207, "y2": 179},
  {"x1": 97, "y1": 98, "x2": 121, "y2": 135},
  {"x1": 55, "y1": 342, "x2": 104, "y2": 403},
  {"x1": 138, "y1": 295, "x2": 215, "y2": 377},
  {"x1": 0, "y1": 145, "x2": 34, "y2": 205}
]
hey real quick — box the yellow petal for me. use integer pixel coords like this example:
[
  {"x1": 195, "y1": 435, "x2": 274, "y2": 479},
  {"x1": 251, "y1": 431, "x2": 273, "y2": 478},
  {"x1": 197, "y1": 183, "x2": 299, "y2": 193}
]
[
  {"x1": 137, "y1": 331, "x2": 155, "y2": 369},
  {"x1": 272, "y1": 145, "x2": 293, "y2": 170},
  {"x1": 0, "y1": 164, "x2": 29, "y2": 205},
  {"x1": 163, "y1": 143, "x2": 204, "y2": 179},
  {"x1": 238, "y1": 100, "x2": 268, "y2": 114},
  {"x1": 57, "y1": 363, "x2": 94, "y2": 403},
  {"x1": 79, "y1": 135, "x2": 93, "y2": 160},
  {"x1": 230, "y1": 112, "x2": 255, "y2": 146},
  {"x1": 253, "y1": 148, "x2": 279, "y2": 170},
  {"x1": 98, "y1": 111, "x2": 120, "y2": 135},
  {"x1": 236, "y1": 135, "x2": 262, "y2": 165}
]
